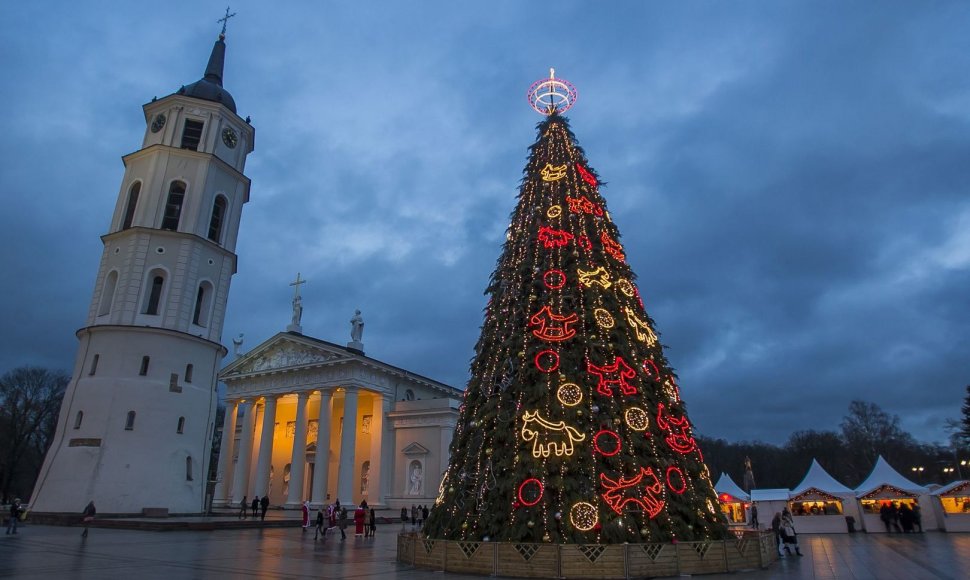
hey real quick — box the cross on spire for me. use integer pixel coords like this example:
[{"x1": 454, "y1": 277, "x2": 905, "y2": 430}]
[
  {"x1": 217, "y1": 6, "x2": 237, "y2": 37},
  {"x1": 289, "y1": 272, "x2": 306, "y2": 300}
]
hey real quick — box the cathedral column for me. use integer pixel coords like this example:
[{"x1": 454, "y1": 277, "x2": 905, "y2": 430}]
[
  {"x1": 336, "y1": 387, "x2": 359, "y2": 505},
  {"x1": 285, "y1": 391, "x2": 310, "y2": 507},
  {"x1": 252, "y1": 395, "x2": 278, "y2": 499},
  {"x1": 212, "y1": 399, "x2": 239, "y2": 506},
  {"x1": 230, "y1": 400, "x2": 255, "y2": 504},
  {"x1": 310, "y1": 390, "x2": 333, "y2": 506},
  {"x1": 367, "y1": 393, "x2": 384, "y2": 505}
]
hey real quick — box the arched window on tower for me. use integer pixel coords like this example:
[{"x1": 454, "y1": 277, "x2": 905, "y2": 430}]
[
  {"x1": 192, "y1": 281, "x2": 213, "y2": 326},
  {"x1": 161, "y1": 181, "x2": 186, "y2": 231},
  {"x1": 208, "y1": 195, "x2": 228, "y2": 243},
  {"x1": 185, "y1": 364, "x2": 193, "y2": 383},
  {"x1": 177, "y1": 416, "x2": 185, "y2": 434},
  {"x1": 143, "y1": 269, "x2": 165, "y2": 315},
  {"x1": 98, "y1": 270, "x2": 119, "y2": 316},
  {"x1": 125, "y1": 411, "x2": 136, "y2": 430},
  {"x1": 122, "y1": 181, "x2": 141, "y2": 230}
]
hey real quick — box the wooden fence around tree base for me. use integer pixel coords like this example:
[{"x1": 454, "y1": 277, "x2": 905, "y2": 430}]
[{"x1": 397, "y1": 530, "x2": 777, "y2": 579}]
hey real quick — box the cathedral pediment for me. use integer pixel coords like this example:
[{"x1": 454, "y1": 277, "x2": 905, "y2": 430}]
[
  {"x1": 402, "y1": 442, "x2": 431, "y2": 456},
  {"x1": 222, "y1": 335, "x2": 351, "y2": 377}
]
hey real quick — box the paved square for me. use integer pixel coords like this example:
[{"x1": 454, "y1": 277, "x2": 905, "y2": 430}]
[{"x1": 2, "y1": 524, "x2": 969, "y2": 579}]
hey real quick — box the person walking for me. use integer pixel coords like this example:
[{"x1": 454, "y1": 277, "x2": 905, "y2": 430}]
[
  {"x1": 401, "y1": 506, "x2": 408, "y2": 530},
  {"x1": 338, "y1": 505, "x2": 348, "y2": 540},
  {"x1": 314, "y1": 508, "x2": 325, "y2": 540},
  {"x1": 411, "y1": 504, "x2": 417, "y2": 529},
  {"x1": 750, "y1": 503, "x2": 759, "y2": 529},
  {"x1": 770, "y1": 512, "x2": 784, "y2": 557},
  {"x1": 421, "y1": 505, "x2": 429, "y2": 529},
  {"x1": 369, "y1": 507, "x2": 377, "y2": 537},
  {"x1": 879, "y1": 502, "x2": 892, "y2": 533},
  {"x1": 81, "y1": 501, "x2": 96, "y2": 537},
  {"x1": 780, "y1": 511, "x2": 803, "y2": 556},
  {"x1": 251, "y1": 496, "x2": 260, "y2": 519},
  {"x1": 239, "y1": 496, "x2": 248, "y2": 519},
  {"x1": 6, "y1": 499, "x2": 23, "y2": 535},
  {"x1": 260, "y1": 495, "x2": 269, "y2": 521}
]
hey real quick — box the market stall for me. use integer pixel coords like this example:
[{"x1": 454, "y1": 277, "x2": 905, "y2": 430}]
[
  {"x1": 854, "y1": 455, "x2": 933, "y2": 532},
  {"x1": 788, "y1": 459, "x2": 858, "y2": 533},
  {"x1": 750, "y1": 488, "x2": 790, "y2": 530},
  {"x1": 714, "y1": 472, "x2": 751, "y2": 528},
  {"x1": 931, "y1": 480, "x2": 970, "y2": 532}
]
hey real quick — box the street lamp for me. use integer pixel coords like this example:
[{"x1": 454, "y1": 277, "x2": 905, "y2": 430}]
[{"x1": 911, "y1": 466, "x2": 925, "y2": 484}]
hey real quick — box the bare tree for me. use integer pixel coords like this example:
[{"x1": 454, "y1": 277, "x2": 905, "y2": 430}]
[
  {"x1": 840, "y1": 400, "x2": 916, "y2": 483},
  {"x1": 0, "y1": 366, "x2": 68, "y2": 502}
]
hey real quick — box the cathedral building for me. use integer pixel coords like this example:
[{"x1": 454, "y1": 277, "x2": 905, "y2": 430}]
[
  {"x1": 214, "y1": 301, "x2": 461, "y2": 510},
  {"x1": 31, "y1": 31, "x2": 253, "y2": 514}
]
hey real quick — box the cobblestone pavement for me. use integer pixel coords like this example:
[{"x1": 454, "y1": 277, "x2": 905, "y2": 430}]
[{"x1": 2, "y1": 523, "x2": 968, "y2": 579}]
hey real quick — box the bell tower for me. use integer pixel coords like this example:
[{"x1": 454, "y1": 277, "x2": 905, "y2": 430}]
[{"x1": 31, "y1": 29, "x2": 254, "y2": 514}]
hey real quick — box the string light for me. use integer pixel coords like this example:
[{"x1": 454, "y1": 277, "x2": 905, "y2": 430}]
[
  {"x1": 592, "y1": 429, "x2": 621, "y2": 456},
  {"x1": 546, "y1": 205, "x2": 563, "y2": 219},
  {"x1": 542, "y1": 269, "x2": 567, "y2": 290},
  {"x1": 587, "y1": 356, "x2": 638, "y2": 396},
  {"x1": 593, "y1": 308, "x2": 614, "y2": 329},
  {"x1": 518, "y1": 478, "x2": 544, "y2": 506},
  {"x1": 570, "y1": 501, "x2": 598, "y2": 531},
  {"x1": 530, "y1": 306, "x2": 579, "y2": 341},
  {"x1": 578, "y1": 266, "x2": 612, "y2": 289},
  {"x1": 624, "y1": 407, "x2": 649, "y2": 431},
  {"x1": 534, "y1": 349, "x2": 560, "y2": 373},
  {"x1": 600, "y1": 467, "x2": 665, "y2": 517},
  {"x1": 601, "y1": 232, "x2": 625, "y2": 261},
  {"x1": 615, "y1": 278, "x2": 635, "y2": 297},
  {"x1": 575, "y1": 162, "x2": 598, "y2": 187},
  {"x1": 538, "y1": 226, "x2": 574, "y2": 248},
  {"x1": 667, "y1": 466, "x2": 687, "y2": 494}
]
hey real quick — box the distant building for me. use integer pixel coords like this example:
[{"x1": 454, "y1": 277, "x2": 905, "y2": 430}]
[{"x1": 32, "y1": 30, "x2": 254, "y2": 513}]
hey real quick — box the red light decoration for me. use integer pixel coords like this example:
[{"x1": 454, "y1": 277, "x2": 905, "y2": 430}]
[
  {"x1": 565, "y1": 195, "x2": 603, "y2": 216},
  {"x1": 600, "y1": 467, "x2": 665, "y2": 518},
  {"x1": 538, "y1": 226, "x2": 574, "y2": 248},
  {"x1": 587, "y1": 356, "x2": 638, "y2": 397},
  {"x1": 518, "y1": 478, "x2": 544, "y2": 506},
  {"x1": 593, "y1": 429, "x2": 621, "y2": 456},
  {"x1": 543, "y1": 269, "x2": 567, "y2": 290},
  {"x1": 642, "y1": 359, "x2": 660, "y2": 379},
  {"x1": 666, "y1": 466, "x2": 687, "y2": 494},
  {"x1": 657, "y1": 403, "x2": 698, "y2": 454},
  {"x1": 601, "y1": 232, "x2": 625, "y2": 262},
  {"x1": 576, "y1": 162, "x2": 598, "y2": 187},
  {"x1": 529, "y1": 305, "x2": 579, "y2": 341},
  {"x1": 534, "y1": 350, "x2": 560, "y2": 373},
  {"x1": 577, "y1": 235, "x2": 592, "y2": 251}
]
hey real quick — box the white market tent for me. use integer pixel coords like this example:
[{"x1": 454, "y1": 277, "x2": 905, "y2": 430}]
[
  {"x1": 714, "y1": 473, "x2": 750, "y2": 526},
  {"x1": 750, "y1": 488, "x2": 789, "y2": 532},
  {"x1": 789, "y1": 459, "x2": 857, "y2": 533},
  {"x1": 854, "y1": 455, "x2": 934, "y2": 532},
  {"x1": 930, "y1": 480, "x2": 970, "y2": 532}
]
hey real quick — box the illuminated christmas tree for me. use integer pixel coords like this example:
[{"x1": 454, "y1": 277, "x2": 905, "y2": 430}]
[{"x1": 424, "y1": 71, "x2": 727, "y2": 544}]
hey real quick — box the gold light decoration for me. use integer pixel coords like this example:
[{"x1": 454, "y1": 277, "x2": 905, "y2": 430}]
[
  {"x1": 578, "y1": 266, "x2": 612, "y2": 289},
  {"x1": 570, "y1": 501, "x2": 598, "y2": 531},
  {"x1": 624, "y1": 407, "x2": 649, "y2": 431},
  {"x1": 616, "y1": 278, "x2": 635, "y2": 297},
  {"x1": 520, "y1": 410, "x2": 586, "y2": 458},
  {"x1": 623, "y1": 307, "x2": 657, "y2": 346},
  {"x1": 594, "y1": 308, "x2": 614, "y2": 329},
  {"x1": 540, "y1": 163, "x2": 568, "y2": 181},
  {"x1": 557, "y1": 383, "x2": 583, "y2": 407},
  {"x1": 546, "y1": 205, "x2": 562, "y2": 219}
]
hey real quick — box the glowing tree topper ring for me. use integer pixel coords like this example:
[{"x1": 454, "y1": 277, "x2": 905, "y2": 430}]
[
  {"x1": 518, "y1": 478, "x2": 544, "y2": 507},
  {"x1": 534, "y1": 349, "x2": 560, "y2": 373},
  {"x1": 570, "y1": 501, "x2": 598, "y2": 532},
  {"x1": 528, "y1": 68, "x2": 578, "y2": 115}
]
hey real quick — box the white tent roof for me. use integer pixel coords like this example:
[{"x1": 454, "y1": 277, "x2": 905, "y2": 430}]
[
  {"x1": 791, "y1": 459, "x2": 853, "y2": 495},
  {"x1": 751, "y1": 488, "x2": 790, "y2": 502},
  {"x1": 931, "y1": 480, "x2": 970, "y2": 497},
  {"x1": 714, "y1": 472, "x2": 749, "y2": 501},
  {"x1": 854, "y1": 455, "x2": 928, "y2": 497}
]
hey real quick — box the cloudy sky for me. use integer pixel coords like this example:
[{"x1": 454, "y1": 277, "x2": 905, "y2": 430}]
[{"x1": 2, "y1": 1, "x2": 968, "y2": 445}]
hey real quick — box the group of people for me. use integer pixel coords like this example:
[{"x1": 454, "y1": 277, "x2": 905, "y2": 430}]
[
  {"x1": 401, "y1": 504, "x2": 429, "y2": 529},
  {"x1": 879, "y1": 501, "x2": 922, "y2": 533},
  {"x1": 237, "y1": 495, "x2": 270, "y2": 520},
  {"x1": 771, "y1": 508, "x2": 803, "y2": 557},
  {"x1": 308, "y1": 500, "x2": 377, "y2": 540}
]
